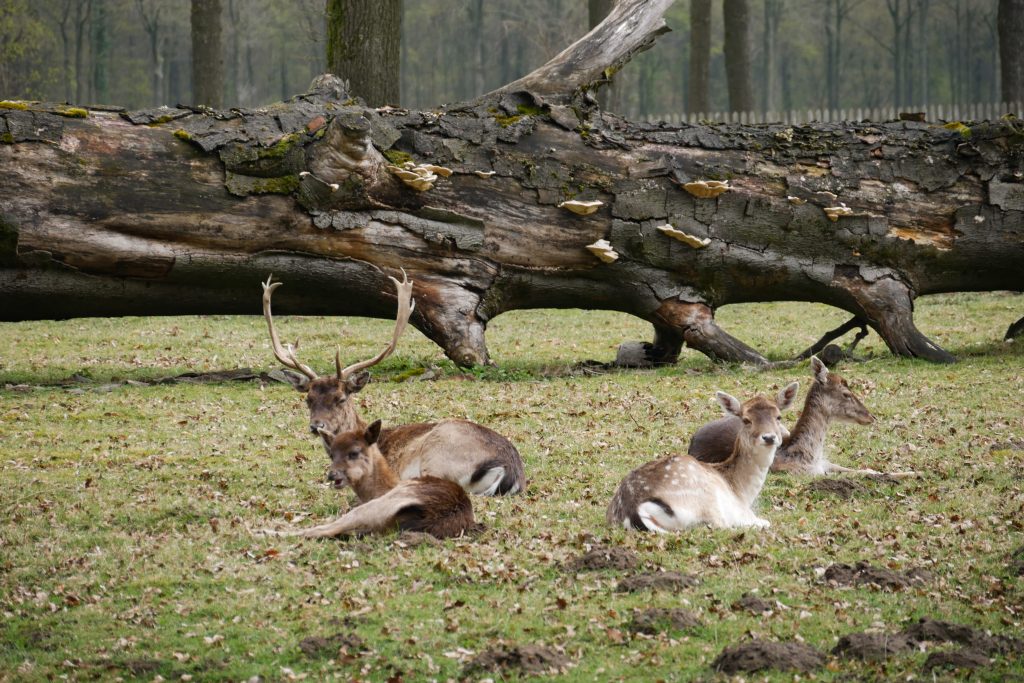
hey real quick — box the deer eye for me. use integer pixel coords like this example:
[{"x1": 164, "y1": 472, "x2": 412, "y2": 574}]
[
  {"x1": 347, "y1": 450, "x2": 360, "y2": 460},
  {"x1": 742, "y1": 418, "x2": 752, "y2": 425}
]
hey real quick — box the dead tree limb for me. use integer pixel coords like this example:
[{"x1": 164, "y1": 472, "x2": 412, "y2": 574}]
[{"x1": 1, "y1": 0, "x2": 1022, "y2": 367}]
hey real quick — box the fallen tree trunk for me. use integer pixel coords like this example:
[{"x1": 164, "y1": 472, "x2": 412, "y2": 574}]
[{"x1": 1, "y1": 0, "x2": 1021, "y2": 367}]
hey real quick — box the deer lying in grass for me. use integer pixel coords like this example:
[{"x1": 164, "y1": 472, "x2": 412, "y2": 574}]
[
  {"x1": 263, "y1": 420, "x2": 478, "y2": 539},
  {"x1": 262, "y1": 272, "x2": 525, "y2": 496},
  {"x1": 688, "y1": 357, "x2": 912, "y2": 477},
  {"x1": 607, "y1": 383, "x2": 798, "y2": 532}
]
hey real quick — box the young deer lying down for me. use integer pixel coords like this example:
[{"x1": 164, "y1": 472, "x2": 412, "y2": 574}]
[
  {"x1": 687, "y1": 357, "x2": 912, "y2": 477},
  {"x1": 264, "y1": 420, "x2": 478, "y2": 539},
  {"x1": 263, "y1": 272, "x2": 525, "y2": 496},
  {"x1": 607, "y1": 383, "x2": 798, "y2": 532}
]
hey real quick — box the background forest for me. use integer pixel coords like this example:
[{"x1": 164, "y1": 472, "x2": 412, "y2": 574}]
[{"x1": 0, "y1": 0, "x2": 1011, "y2": 121}]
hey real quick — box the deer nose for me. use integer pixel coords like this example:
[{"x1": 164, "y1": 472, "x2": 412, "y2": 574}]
[
  {"x1": 310, "y1": 422, "x2": 324, "y2": 434},
  {"x1": 761, "y1": 433, "x2": 778, "y2": 445}
]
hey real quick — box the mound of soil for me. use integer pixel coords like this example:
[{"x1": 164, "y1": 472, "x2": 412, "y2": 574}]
[
  {"x1": 564, "y1": 546, "x2": 639, "y2": 572},
  {"x1": 615, "y1": 571, "x2": 698, "y2": 593},
  {"x1": 804, "y1": 478, "x2": 865, "y2": 499},
  {"x1": 923, "y1": 648, "x2": 990, "y2": 672},
  {"x1": 833, "y1": 632, "x2": 913, "y2": 660},
  {"x1": 712, "y1": 640, "x2": 825, "y2": 674},
  {"x1": 464, "y1": 644, "x2": 571, "y2": 676},
  {"x1": 299, "y1": 632, "x2": 364, "y2": 658},
  {"x1": 627, "y1": 608, "x2": 700, "y2": 635},
  {"x1": 822, "y1": 561, "x2": 933, "y2": 590},
  {"x1": 903, "y1": 617, "x2": 1023, "y2": 655},
  {"x1": 732, "y1": 593, "x2": 773, "y2": 615}
]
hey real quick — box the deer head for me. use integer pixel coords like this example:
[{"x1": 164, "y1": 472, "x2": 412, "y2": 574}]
[
  {"x1": 318, "y1": 419, "x2": 384, "y2": 491},
  {"x1": 716, "y1": 382, "x2": 799, "y2": 464},
  {"x1": 262, "y1": 271, "x2": 415, "y2": 436},
  {"x1": 809, "y1": 356, "x2": 875, "y2": 426}
]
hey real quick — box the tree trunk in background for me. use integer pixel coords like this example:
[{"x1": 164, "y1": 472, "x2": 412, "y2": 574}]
[
  {"x1": 91, "y1": 0, "x2": 109, "y2": 104},
  {"x1": 326, "y1": 0, "x2": 401, "y2": 107},
  {"x1": 138, "y1": 1, "x2": 163, "y2": 106},
  {"x1": 762, "y1": 0, "x2": 782, "y2": 114},
  {"x1": 73, "y1": 0, "x2": 92, "y2": 103},
  {"x1": 999, "y1": 0, "x2": 1024, "y2": 102},
  {"x1": 688, "y1": 0, "x2": 711, "y2": 114},
  {"x1": 723, "y1": 0, "x2": 754, "y2": 113},
  {"x1": 191, "y1": 0, "x2": 224, "y2": 108},
  {"x1": 1, "y1": 0, "x2": 1021, "y2": 369}
]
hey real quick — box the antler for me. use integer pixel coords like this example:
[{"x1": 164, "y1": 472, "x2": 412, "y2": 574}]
[
  {"x1": 262, "y1": 275, "x2": 319, "y2": 381},
  {"x1": 339, "y1": 269, "x2": 416, "y2": 380}
]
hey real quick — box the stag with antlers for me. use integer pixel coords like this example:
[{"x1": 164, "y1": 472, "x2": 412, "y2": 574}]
[{"x1": 262, "y1": 271, "x2": 526, "y2": 496}]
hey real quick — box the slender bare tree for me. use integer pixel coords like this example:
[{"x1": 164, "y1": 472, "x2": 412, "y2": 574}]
[
  {"x1": 999, "y1": 0, "x2": 1024, "y2": 102},
  {"x1": 190, "y1": 0, "x2": 224, "y2": 108},
  {"x1": 723, "y1": 0, "x2": 754, "y2": 113},
  {"x1": 688, "y1": 0, "x2": 711, "y2": 114}
]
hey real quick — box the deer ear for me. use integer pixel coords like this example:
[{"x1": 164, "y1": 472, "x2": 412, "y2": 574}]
[
  {"x1": 345, "y1": 371, "x2": 371, "y2": 394},
  {"x1": 777, "y1": 382, "x2": 800, "y2": 411},
  {"x1": 715, "y1": 391, "x2": 742, "y2": 417},
  {"x1": 316, "y1": 427, "x2": 336, "y2": 448},
  {"x1": 811, "y1": 356, "x2": 829, "y2": 384},
  {"x1": 365, "y1": 419, "x2": 382, "y2": 445}
]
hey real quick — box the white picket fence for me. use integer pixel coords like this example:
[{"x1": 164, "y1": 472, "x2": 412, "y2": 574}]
[{"x1": 645, "y1": 101, "x2": 1024, "y2": 125}]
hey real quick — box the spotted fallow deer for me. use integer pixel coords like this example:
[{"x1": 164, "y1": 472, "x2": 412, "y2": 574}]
[
  {"x1": 262, "y1": 272, "x2": 525, "y2": 496},
  {"x1": 607, "y1": 383, "x2": 798, "y2": 532},
  {"x1": 687, "y1": 357, "x2": 913, "y2": 477},
  {"x1": 262, "y1": 419, "x2": 478, "y2": 539}
]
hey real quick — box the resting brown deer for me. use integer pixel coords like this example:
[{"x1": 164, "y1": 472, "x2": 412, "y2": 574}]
[
  {"x1": 607, "y1": 383, "x2": 798, "y2": 532},
  {"x1": 262, "y1": 420, "x2": 478, "y2": 539},
  {"x1": 262, "y1": 272, "x2": 526, "y2": 496},
  {"x1": 687, "y1": 357, "x2": 911, "y2": 477}
]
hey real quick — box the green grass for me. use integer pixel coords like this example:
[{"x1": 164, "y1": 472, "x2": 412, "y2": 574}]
[{"x1": 1, "y1": 292, "x2": 1022, "y2": 681}]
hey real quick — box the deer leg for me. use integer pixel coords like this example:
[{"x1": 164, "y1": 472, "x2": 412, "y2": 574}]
[
  {"x1": 1006, "y1": 315, "x2": 1024, "y2": 341},
  {"x1": 841, "y1": 275, "x2": 955, "y2": 363}
]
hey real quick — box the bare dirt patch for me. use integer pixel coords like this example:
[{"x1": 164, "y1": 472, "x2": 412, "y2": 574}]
[
  {"x1": 626, "y1": 608, "x2": 700, "y2": 635},
  {"x1": 563, "y1": 546, "x2": 639, "y2": 572},
  {"x1": 803, "y1": 478, "x2": 865, "y2": 499},
  {"x1": 615, "y1": 571, "x2": 698, "y2": 593},
  {"x1": 712, "y1": 640, "x2": 825, "y2": 674},
  {"x1": 822, "y1": 561, "x2": 933, "y2": 590},
  {"x1": 464, "y1": 644, "x2": 571, "y2": 676},
  {"x1": 834, "y1": 617, "x2": 1023, "y2": 667},
  {"x1": 298, "y1": 632, "x2": 364, "y2": 658}
]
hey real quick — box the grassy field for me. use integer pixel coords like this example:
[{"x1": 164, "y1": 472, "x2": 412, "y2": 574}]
[{"x1": 1, "y1": 292, "x2": 1022, "y2": 681}]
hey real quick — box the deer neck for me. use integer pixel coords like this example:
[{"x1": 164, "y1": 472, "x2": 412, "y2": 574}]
[
  {"x1": 714, "y1": 442, "x2": 775, "y2": 507},
  {"x1": 351, "y1": 447, "x2": 400, "y2": 503},
  {"x1": 779, "y1": 389, "x2": 830, "y2": 464}
]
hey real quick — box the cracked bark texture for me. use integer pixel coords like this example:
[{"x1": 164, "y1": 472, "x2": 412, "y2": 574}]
[{"x1": 1, "y1": 0, "x2": 1022, "y2": 367}]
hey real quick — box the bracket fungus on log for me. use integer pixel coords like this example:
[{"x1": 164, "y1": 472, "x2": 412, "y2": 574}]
[
  {"x1": 682, "y1": 180, "x2": 730, "y2": 199},
  {"x1": 656, "y1": 224, "x2": 711, "y2": 249},
  {"x1": 824, "y1": 204, "x2": 854, "y2": 222},
  {"x1": 558, "y1": 199, "x2": 604, "y2": 216},
  {"x1": 386, "y1": 164, "x2": 438, "y2": 192},
  {"x1": 586, "y1": 239, "x2": 619, "y2": 263}
]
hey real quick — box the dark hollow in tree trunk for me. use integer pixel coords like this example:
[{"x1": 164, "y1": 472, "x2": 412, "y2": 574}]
[{"x1": 0, "y1": 0, "x2": 1021, "y2": 368}]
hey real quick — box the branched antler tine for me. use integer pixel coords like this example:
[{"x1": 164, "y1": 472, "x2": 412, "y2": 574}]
[
  {"x1": 339, "y1": 269, "x2": 416, "y2": 379},
  {"x1": 262, "y1": 275, "x2": 319, "y2": 381}
]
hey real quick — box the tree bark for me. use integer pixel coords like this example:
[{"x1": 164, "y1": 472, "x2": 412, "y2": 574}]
[
  {"x1": 688, "y1": 0, "x2": 711, "y2": 115},
  {"x1": 190, "y1": 0, "x2": 224, "y2": 109},
  {"x1": 999, "y1": 0, "x2": 1024, "y2": 103},
  {"x1": 326, "y1": 0, "x2": 401, "y2": 107},
  {"x1": 1, "y1": 0, "x2": 1021, "y2": 369}
]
